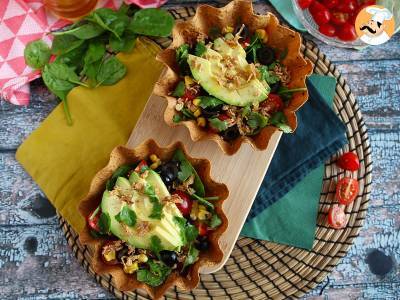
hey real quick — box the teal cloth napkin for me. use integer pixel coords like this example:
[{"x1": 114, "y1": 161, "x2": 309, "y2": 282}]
[
  {"x1": 269, "y1": 0, "x2": 306, "y2": 31},
  {"x1": 241, "y1": 75, "x2": 339, "y2": 249}
]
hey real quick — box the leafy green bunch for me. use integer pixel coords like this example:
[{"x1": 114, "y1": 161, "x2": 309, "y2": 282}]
[{"x1": 24, "y1": 4, "x2": 174, "y2": 125}]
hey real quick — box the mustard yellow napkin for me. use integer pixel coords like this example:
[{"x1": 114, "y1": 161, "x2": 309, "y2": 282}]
[{"x1": 16, "y1": 38, "x2": 163, "y2": 233}]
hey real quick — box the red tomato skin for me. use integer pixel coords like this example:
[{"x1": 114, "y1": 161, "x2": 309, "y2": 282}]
[
  {"x1": 218, "y1": 114, "x2": 230, "y2": 121},
  {"x1": 328, "y1": 204, "x2": 347, "y2": 229},
  {"x1": 174, "y1": 190, "x2": 193, "y2": 217},
  {"x1": 87, "y1": 207, "x2": 101, "y2": 232},
  {"x1": 134, "y1": 160, "x2": 148, "y2": 173},
  {"x1": 298, "y1": 0, "x2": 313, "y2": 9},
  {"x1": 322, "y1": 0, "x2": 338, "y2": 9},
  {"x1": 261, "y1": 94, "x2": 284, "y2": 113},
  {"x1": 336, "y1": 177, "x2": 359, "y2": 205},
  {"x1": 319, "y1": 23, "x2": 336, "y2": 37},
  {"x1": 240, "y1": 37, "x2": 250, "y2": 48},
  {"x1": 309, "y1": 1, "x2": 326, "y2": 15},
  {"x1": 331, "y1": 11, "x2": 349, "y2": 25},
  {"x1": 313, "y1": 9, "x2": 331, "y2": 25},
  {"x1": 197, "y1": 222, "x2": 209, "y2": 236},
  {"x1": 337, "y1": 152, "x2": 360, "y2": 171},
  {"x1": 337, "y1": 0, "x2": 358, "y2": 13},
  {"x1": 182, "y1": 88, "x2": 198, "y2": 101},
  {"x1": 337, "y1": 23, "x2": 357, "y2": 41}
]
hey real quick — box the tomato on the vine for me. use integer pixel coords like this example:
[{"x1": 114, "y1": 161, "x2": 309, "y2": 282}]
[
  {"x1": 173, "y1": 190, "x2": 193, "y2": 217},
  {"x1": 319, "y1": 24, "x2": 336, "y2": 37},
  {"x1": 331, "y1": 11, "x2": 349, "y2": 25},
  {"x1": 336, "y1": 177, "x2": 359, "y2": 205},
  {"x1": 337, "y1": 23, "x2": 357, "y2": 41},
  {"x1": 312, "y1": 9, "x2": 331, "y2": 25},
  {"x1": 328, "y1": 204, "x2": 347, "y2": 229},
  {"x1": 298, "y1": 0, "x2": 313, "y2": 9},
  {"x1": 337, "y1": 152, "x2": 360, "y2": 171},
  {"x1": 322, "y1": 0, "x2": 338, "y2": 9}
]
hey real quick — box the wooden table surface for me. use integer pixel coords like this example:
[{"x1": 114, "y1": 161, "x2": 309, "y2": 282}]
[{"x1": 0, "y1": 1, "x2": 399, "y2": 299}]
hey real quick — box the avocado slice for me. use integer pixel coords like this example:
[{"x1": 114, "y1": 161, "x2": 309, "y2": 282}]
[
  {"x1": 101, "y1": 173, "x2": 184, "y2": 251},
  {"x1": 187, "y1": 38, "x2": 269, "y2": 107}
]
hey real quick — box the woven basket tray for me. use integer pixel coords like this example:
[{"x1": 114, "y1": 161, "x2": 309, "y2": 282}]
[{"x1": 58, "y1": 6, "x2": 372, "y2": 299}]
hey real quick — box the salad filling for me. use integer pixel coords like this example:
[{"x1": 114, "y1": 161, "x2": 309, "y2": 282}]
[
  {"x1": 87, "y1": 150, "x2": 222, "y2": 287},
  {"x1": 171, "y1": 25, "x2": 307, "y2": 141}
]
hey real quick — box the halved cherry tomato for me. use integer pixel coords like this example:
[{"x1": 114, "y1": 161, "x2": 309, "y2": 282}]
[
  {"x1": 240, "y1": 37, "x2": 250, "y2": 48},
  {"x1": 87, "y1": 207, "x2": 101, "y2": 232},
  {"x1": 134, "y1": 160, "x2": 148, "y2": 173},
  {"x1": 319, "y1": 24, "x2": 336, "y2": 37},
  {"x1": 336, "y1": 177, "x2": 359, "y2": 205},
  {"x1": 337, "y1": 152, "x2": 360, "y2": 171},
  {"x1": 298, "y1": 0, "x2": 313, "y2": 9},
  {"x1": 101, "y1": 241, "x2": 119, "y2": 265},
  {"x1": 337, "y1": 0, "x2": 358, "y2": 13},
  {"x1": 182, "y1": 88, "x2": 199, "y2": 101},
  {"x1": 331, "y1": 11, "x2": 349, "y2": 25},
  {"x1": 312, "y1": 9, "x2": 331, "y2": 25},
  {"x1": 197, "y1": 222, "x2": 209, "y2": 236},
  {"x1": 218, "y1": 114, "x2": 230, "y2": 121},
  {"x1": 328, "y1": 204, "x2": 347, "y2": 229},
  {"x1": 173, "y1": 190, "x2": 193, "y2": 217},
  {"x1": 337, "y1": 23, "x2": 357, "y2": 41},
  {"x1": 322, "y1": 0, "x2": 338, "y2": 9},
  {"x1": 261, "y1": 93, "x2": 284, "y2": 113}
]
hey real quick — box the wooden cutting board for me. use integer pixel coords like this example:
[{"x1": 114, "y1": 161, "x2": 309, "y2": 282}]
[{"x1": 127, "y1": 92, "x2": 282, "y2": 274}]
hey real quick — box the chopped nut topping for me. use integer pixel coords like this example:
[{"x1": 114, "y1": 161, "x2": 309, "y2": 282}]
[{"x1": 136, "y1": 221, "x2": 151, "y2": 236}]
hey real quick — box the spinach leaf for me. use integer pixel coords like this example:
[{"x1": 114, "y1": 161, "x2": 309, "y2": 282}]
[
  {"x1": 42, "y1": 63, "x2": 77, "y2": 101},
  {"x1": 198, "y1": 96, "x2": 224, "y2": 109},
  {"x1": 84, "y1": 41, "x2": 106, "y2": 65},
  {"x1": 115, "y1": 205, "x2": 137, "y2": 227},
  {"x1": 258, "y1": 66, "x2": 280, "y2": 85},
  {"x1": 208, "y1": 117, "x2": 228, "y2": 132},
  {"x1": 24, "y1": 40, "x2": 51, "y2": 69},
  {"x1": 128, "y1": 8, "x2": 174, "y2": 37},
  {"x1": 51, "y1": 35, "x2": 85, "y2": 55},
  {"x1": 194, "y1": 41, "x2": 207, "y2": 56},
  {"x1": 209, "y1": 213, "x2": 222, "y2": 229},
  {"x1": 192, "y1": 194, "x2": 214, "y2": 210},
  {"x1": 269, "y1": 111, "x2": 292, "y2": 133},
  {"x1": 96, "y1": 56, "x2": 127, "y2": 86},
  {"x1": 173, "y1": 149, "x2": 205, "y2": 197},
  {"x1": 110, "y1": 32, "x2": 137, "y2": 53},
  {"x1": 52, "y1": 23, "x2": 105, "y2": 39},
  {"x1": 86, "y1": 8, "x2": 128, "y2": 39},
  {"x1": 246, "y1": 112, "x2": 268, "y2": 129},
  {"x1": 137, "y1": 260, "x2": 171, "y2": 287},
  {"x1": 150, "y1": 235, "x2": 163, "y2": 258},
  {"x1": 183, "y1": 244, "x2": 199, "y2": 270},
  {"x1": 54, "y1": 42, "x2": 88, "y2": 70},
  {"x1": 177, "y1": 160, "x2": 193, "y2": 182},
  {"x1": 172, "y1": 81, "x2": 185, "y2": 97},
  {"x1": 174, "y1": 216, "x2": 198, "y2": 245},
  {"x1": 106, "y1": 164, "x2": 133, "y2": 190},
  {"x1": 98, "y1": 212, "x2": 111, "y2": 234}
]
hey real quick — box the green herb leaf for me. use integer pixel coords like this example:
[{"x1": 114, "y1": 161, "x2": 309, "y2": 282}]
[
  {"x1": 181, "y1": 108, "x2": 195, "y2": 119},
  {"x1": 183, "y1": 244, "x2": 199, "y2": 270},
  {"x1": 258, "y1": 66, "x2": 280, "y2": 85},
  {"x1": 172, "y1": 81, "x2": 185, "y2": 97},
  {"x1": 176, "y1": 44, "x2": 189, "y2": 62},
  {"x1": 144, "y1": 183, "x2": 164, "y2": 219},
  {"x1": 194, "y1": 41, "x2": 207, "y2": 56},
  {"x1": 209, "y1": 213, "x2": 222, "y2": 229},
  {"x1": 198, "y1": 96, "x2": 224, "y2": 109},
  {"x1": 115, "y1": 205, "x2": 137, "y2": 227},
  {"x1": 54, "y1": 42, "x2": 88, "y2": 70},
  {"x1": 150, "y1": 235, "x2": 163, "y2": 258},
  {"x1": 24, "y1": 40, "x2": 51, "y2": 69},
  {"x1": 51, "y1": 35, "x2": 85, "y2": 55},
  {"x1": 241, "y1": 105, "x2": 251, "y2": 117},
  {"x1": 137, "y1": 260, "x2": 171, "y2": 287},
  {"x1": 52, "y1": 23, "x2": 105, "y2": 39},
  {"x1": 177, "y1": 160, "x2": 193, "y2": 182},
  {"x1": 269, "y1": 111, "x2": 292, "y2": 133},
  {"x1": 86, "y1": 8, "x2": 127, "y2": 39},
  {"x1": 110, "y1": 32, "x2": 137, "y2": 53},
  {"x1": 246, "y1": 112, "x2": 268, "y2": 129},
  {"x1": 128, "y1": 8, "x2": 174, "y2": 37},
  {"x1": 208, "y1": 117, "x2": 228, "y2": 132},
  {"x1": 42, "y1": 63, "x2": 77, "y2": 100},
  {"x1": 192, "y1": 194, "x2": 214, "y2": 210},
  {"x1": 174, "y1": 216, "x2": 198, "y2": 246},
  {"x1": 98, "y1": 212, "x2": 111, "y2": 233},
  {"x1": 173, "y1": 216, "x2": 187, "y2": 244},
  {"x1": 96, "y1": 56, "x2": 127, "y2": 86},
  {"x1": 173, "y1": 114, "x2": 182, "y2": 123},
  {"x1": 245, "y1": 34, "x2": 263, "y2": 63},
  {"x1": 106, "y1": 164, "x2": 133, "y2": 190}
]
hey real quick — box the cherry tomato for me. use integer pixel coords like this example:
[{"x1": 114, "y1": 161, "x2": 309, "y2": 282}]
[
  {"x1": 322, "y1": 0, "x2": 338, "y2": 9},
  {"x1": 101, "y1": 241, "x2": 119, "y2": 265},
  {"x1": 218, "y1": 114, "x2": 230, "y2": 121},
  {"x1": 174, "y1": 190, "x2": 193, "y2": 217},
  {"x1": 197, "y1": 222, "x2": 209, "y2": 236},
  {"x1": 87, "y1": 207, "x2": 101, "y2": 232},
  {"x1": 312, "y1": 9, "x2": 331, "y2": 25},
  {"x1": 337, "y1": 23, "x2": 357, "y2": 41},
  {"x1": 336, "y1": 177, "x2": 359, "y2": 205},
  {"x1": 182, "y1": 88, "x2": 199, "y2": 101},
  {"x1": 134, "y1": 160, "x2": 148, "y2": 173},
  {"x1": 298, "y1": 0, "x2": 313, "y2": 9},
  {"x1": 331, "y1": 11, "x2": 349, "y2": 25},
  {"x1": 337, "y1": 0, "x2": 358, "y2": 13},
  {"x1": 240, "y1": 37, "x2": 250, "y2": 48},
  {"x1": 328, "y1": 204, "x2": 348, "y2": 229},
  {"x1": 319, "y1": 24, "x2": 336, "y2": 37},
  {"x1": 261, "y1": 93, "x2": 284, "y2": 113},
  {"x1": 358, "y1": 0, "x2": 376, "y2": 5},
  {"x1": 337, "y1": 152, "x2": 360, "y2": 171},
  {"x1": 309, "y1": 1, "x2": 326, "y2": 16}
]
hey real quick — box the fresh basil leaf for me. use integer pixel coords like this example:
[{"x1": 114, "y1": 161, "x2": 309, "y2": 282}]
[
  {"x1": 115, "y1": 205, "x2": 137, "y2": 227},
  {"x1": 173, "y1": 149, "x2": 205, "y2": 197},
  {"x1": 150, "y1": 235, "x2": 163, "y2": 258},
  {"x1": 52, "y1": 23, "x2": 105, "y2": 39},
  {"x1": 208, "y1": 117, "x2": 228, "y2": 132},
  {"x1": 209, "y1": 213, "x2": 222, "y2": 229},
  {"x1": 128, "y1": 8, "x2": 174, "y2": 37},
  {"x1": 258, "y1": 65, "x2": 280, "y2": 85},
  {"x1": 172, "y1": 81, "x2": 185, "y2": 97},
  {"x1": 98, "y1": 212, "x2": 111, "y2": 233},
  {"x1": 183, "y1": 244, "x2": 199, "y2": 270},
  {"x1": 194, "y1": 41, "x2": 207, "y2": 56},
  {"x1": 173, "y1": 114, "x2": 182, "y2": 123},
  {"x1": 192, "y1": 194, "x2": 214, "y2": 210},
  {"x1": 198, "y1": 96, "x2": 224, "y2": 109},
  {"x1": 110, "y1": 32, "x2": 137, "y2": 53},
  {"x1": 96, "y1": 56, "x2": 127, "y2": 86},
  {"x1": 137, "y1": 260, "x2": 171, "y2": 287},
  {"x1": 51, "y1": 35, "x2": 85, "y2": 55},
  {"x1": 24, "y1": 40, "x2": 51, "y2": 69},
  {"x1": 106, "y1": 164, "x2": 133, "y2": 190},
  {"x1": 246, "y1": 112, "x2": 268, "y2": 129}
]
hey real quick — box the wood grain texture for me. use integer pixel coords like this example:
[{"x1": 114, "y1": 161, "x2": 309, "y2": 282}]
[{"x1": 0, "y1": 0, "x2": 399, "y2": 299}]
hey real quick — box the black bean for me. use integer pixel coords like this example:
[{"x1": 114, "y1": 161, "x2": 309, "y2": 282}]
[
  {"x1": 257, "y1": 46, "x2": 276, "y2": 66},
  {"x1": 270, "y1": 81, "x2": 281, "y2": 93},
  {"x1": 160, "y1": 250, "x2": 178, "y2": 267},
  {"x1": 221, "y1": 125, "x2": 240, "y2": 141}
]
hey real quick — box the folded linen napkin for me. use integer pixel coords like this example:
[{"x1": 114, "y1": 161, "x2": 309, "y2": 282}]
[{"x1": 241, "y1": 74, "x2": 347, "y2": 249}]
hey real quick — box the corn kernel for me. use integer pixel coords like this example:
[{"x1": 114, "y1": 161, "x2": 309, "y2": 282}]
[
  {"x1": 193, "y1": 108, "x2": 202, "y2": 118},
  {"x1": 150, "y1": 154, "x2": 159, "y2": 163},
  {"x1": 138, "y1": 254, "x2": 148, "y2": 263},
  {"x1": 103, "y1": 249, "x2": 116, "y2": 262},
  {"x1": 184, "y1": 76, "x2": 195, "y2": 86},
  {"x1": 190, "y1": 201, "x2": 199, "y2": 221},
  {"x1": 262, "y1": 34, "x2": 268, "y2": 44},
  {"x1": 197, "y1": 117, "x2": 206, "y2": 127},
  {"x1": 198, "y1": 205, "x2": 206, "y2": 211},
  {"x1": 150, "y1": 160, "x2": 161, "y2": 170},
  {"x1": 123, "y1": 262, "x2": 139, "y2": 274},
  {"x1": 223, "y1": 26, "x2": 234, "y2": 34},
  {"x1": 255, "y1": 29, "x2": 266, "y2": 40},
  {"x1": 198, "y1": 209, "x2": 211, "y2": 221},
  {"x1": 192, "y1": 98, "x2": 201, "y2": 106}
]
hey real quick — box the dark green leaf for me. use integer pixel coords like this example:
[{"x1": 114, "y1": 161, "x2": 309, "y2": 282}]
[
  {"x1": 24, "y1": 40, "x2": 51, "y2": 69},
  {"x1": 98, "y1": 212, "x2": 111, "y2": 233},
  {"x1": 51, "y1": 35, "x2": 85, "y2": 55},
  {"x1": 176, "y1": 44, "x2": 189, "y2": 63},
  {"x1": 106, "y1": 164, "x2": 133, "y2": 190},
  {"x1": 173, "y1": 216, "x2": 187, "y2": 244},
  {"x1": 42, "y1": 63, "x2": 77, "y2": 101},
  {"x1": 150, "y1": 235, "x2": 163, "y2": 258},
  {"x1": 54, "y1": 42, "x2": 87, "y2": 70},
  {"x1": 177, "y1": 160, "x2": 193, "y2": 182},
  {"x1": 209, "y1": 213, "x2": 222, "y2": 229},
  {"x1": 269, "y1": 111, "x2": 292, "y2": 133},
  {"x1": 183, "y1": 244, "x2": 199, "y2": 270},
  {"x1": 86, "y1": 8, "x2": 126, "y2": 39},
  {"x1": 110, "y1": 32, "x2": 137, "y2": 52},
  {"x1": 128, "y1": 8, "x2": 174, "y2": 37},
  {"x1": 198, "y1": 96, "x2": 224, "y2": 109},
  {"x1": 173, "y1": 217, "x2": 198, "y2": 246},
  {"x1": 258, "y1": 66, "x2": 280, "y2": 85},
  {"x1": 96, "y1": 56, "x2": 127, "y2": 86},
  {"x1": 115, "y1": 205, "x2": 137, "y2": 227},
  {"x1": 194, "y1": 41, "x2": 207, "y2": 56},
  {"x1": 246, "y1": 112, "x2": 268, "y2": 129},
  {"x1": 246, "y1": 34, "x2": 263, "y2": 63},
  {"x1": 144, "y1": 183, "x2": 164, "y2": 219},
  {"x1": 137, "y1": 260, "x2": 171, "y2": 287},
  {"x1": 181, "y1": 108, "x2": 195, "y2": 119},
  {"x1": 208, "y1": 117, "x2": 228, "y2": 132},
  {"x1": 192, "y1": 194, "x2": 214, "y2": 210},
  {"x1": 173, "y1": 114, "x2": 182, "y2": 123},
  {"x1": 172, "y1": 81, "x2": 185, "y2": 97},
  {"x1": 84, "y1": 41, "x2": 106, "y2": 65},
  {"x1": 52, "y1": 23, "x2": 105, "y2": 39}
]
